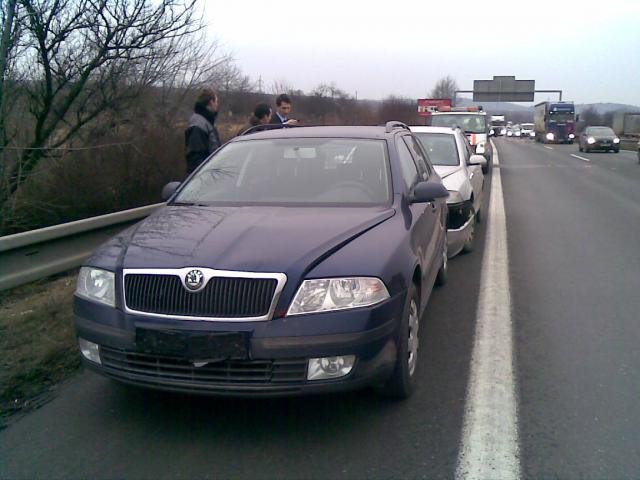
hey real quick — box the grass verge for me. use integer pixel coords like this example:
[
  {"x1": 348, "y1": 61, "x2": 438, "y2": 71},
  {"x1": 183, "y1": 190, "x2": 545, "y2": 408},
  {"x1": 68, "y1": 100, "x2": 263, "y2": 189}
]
[{"x1": 0, "y1": 272, "x2": 81, "y2": 427}]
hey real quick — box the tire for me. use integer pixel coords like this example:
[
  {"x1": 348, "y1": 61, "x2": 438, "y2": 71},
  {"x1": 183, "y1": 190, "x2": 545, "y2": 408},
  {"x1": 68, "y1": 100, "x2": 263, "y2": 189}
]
[
  {"x1": 435, "y1": 234, "x2": 448, "y2": 287},
  {"x1": 378, "y1": 283, "x2": 420, "y2": 399},
  {"x1": 613, "y1": 149, "x2": 619, "y2": 153},
  {"x1": 579, "y1": 144, "x2": 583, "y2": 152},
  {"x1": 462, "y1": 215, "x2": 476, "y2": 254},
  {"x1": 584, "y1": 146, "x2": 590, "y2": 153}
]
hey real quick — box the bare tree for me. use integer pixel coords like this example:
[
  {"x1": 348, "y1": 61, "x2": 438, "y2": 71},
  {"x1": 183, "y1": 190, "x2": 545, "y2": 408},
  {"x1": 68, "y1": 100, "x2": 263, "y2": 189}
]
[
  {"x1": 430, "y1": 75, "x2": 459, "y2": 99},
  {"x1": 0, "y1": 0, "x2": 218, "y2": 218}
]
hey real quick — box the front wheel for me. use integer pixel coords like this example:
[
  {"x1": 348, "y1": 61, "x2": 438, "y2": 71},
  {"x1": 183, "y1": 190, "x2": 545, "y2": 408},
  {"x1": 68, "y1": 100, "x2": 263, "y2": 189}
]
[
  {"x1": 377, "y1": 283, "x2": 420, "y2": 399},
  {"x1": 462, "y1": 215, "x2": 476, "y2": 254}
]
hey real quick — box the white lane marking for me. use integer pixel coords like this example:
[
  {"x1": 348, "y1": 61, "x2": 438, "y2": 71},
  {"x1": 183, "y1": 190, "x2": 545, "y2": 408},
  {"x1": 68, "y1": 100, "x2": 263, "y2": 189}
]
[
  {"x1": 456, "y1": 140, "x2": 520, "y2": 480},
  {"x1": 544, "y1": 146, "x2": 553, "y2": 150},
  {"x1": 571, "y1": 154, "x2": 591, "y2": 162}
]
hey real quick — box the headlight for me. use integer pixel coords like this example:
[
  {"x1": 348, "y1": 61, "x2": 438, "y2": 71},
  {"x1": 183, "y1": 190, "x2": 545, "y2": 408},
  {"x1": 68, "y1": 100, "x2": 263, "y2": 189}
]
[
  {"x1": 489, "y1": 129, "x2": 494, "y2": 135},
  {"x1": 515, "y1": 131, "x2": 521, "y2": 136},
  {"x1": 76, "y1": 267, "x2": 116, "y2": 307},
  {"x1": 569, "y1": 134, "x2": 575, "y2": 139},
  {"x1": 587, "y1": 136, "x2": 596, "y2": 144},
  {"x1": 613, "y1": 137, "x2": 620, "y2": 143},
  {"x1": 546, "y1": 133, "x2": 554, "y2": 141},
  {"x1": 447, "y1": 190, "x2": 464, "y2": 204},
  {"x1": 501, "y1": 128, "x2": 506, "y2": 135},
  {"x1": 530, "y1": 131, "x2": 535, "y2": 137},
  {"x1": 507, "y1": 131, "x2": 513, "y2": 136},
  {"x1": 287, "y1": 277, "x2": 390, "y2": 315}
]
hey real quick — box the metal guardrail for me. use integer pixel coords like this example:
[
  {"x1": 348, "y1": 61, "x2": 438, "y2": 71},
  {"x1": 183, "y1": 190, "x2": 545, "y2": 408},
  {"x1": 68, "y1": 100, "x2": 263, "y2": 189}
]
[{"x1": 0, "y1": 203, "x2": 163, "y2": 291}]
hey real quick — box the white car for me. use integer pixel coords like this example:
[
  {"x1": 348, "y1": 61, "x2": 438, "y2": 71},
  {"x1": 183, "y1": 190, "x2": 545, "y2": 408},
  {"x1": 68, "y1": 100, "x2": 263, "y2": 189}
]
[{"x1": 410, "y1": 126, "x2": 485, "y2": 257}]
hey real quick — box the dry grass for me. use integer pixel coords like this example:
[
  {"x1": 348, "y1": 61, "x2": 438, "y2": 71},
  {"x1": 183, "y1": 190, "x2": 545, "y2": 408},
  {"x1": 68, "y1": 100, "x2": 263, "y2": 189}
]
[{"x1": 0, "y1": 272, "x2": 81, "y2": 426}]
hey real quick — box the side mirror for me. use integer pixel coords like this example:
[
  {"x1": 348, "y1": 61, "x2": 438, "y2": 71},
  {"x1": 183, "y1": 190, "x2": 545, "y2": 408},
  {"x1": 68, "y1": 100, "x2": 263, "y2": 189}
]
[
  {"x1": 469, "y1": 154, "x2": 487, "y2": 166},
  {"x1": 410, "y1": 181, "x2": 449, "y2": 204},
  {"x1": 161, "y1": 181, "x2": 181, "y2": 201}
]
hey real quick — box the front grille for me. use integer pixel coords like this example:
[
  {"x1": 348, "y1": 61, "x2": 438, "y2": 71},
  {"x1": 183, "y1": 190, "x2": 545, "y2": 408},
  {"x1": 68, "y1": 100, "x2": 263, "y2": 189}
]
[
  {"x1": 101, "y1": 346, "x2": 308, "y2": 385},
  {"x1": 124, "y1": 274, "x2": 277, "y2": 318}
]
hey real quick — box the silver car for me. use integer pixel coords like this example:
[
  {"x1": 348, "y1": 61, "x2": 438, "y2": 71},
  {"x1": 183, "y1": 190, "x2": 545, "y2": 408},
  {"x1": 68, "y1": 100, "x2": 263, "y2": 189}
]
[{"x1": 410, "y1": 126, "x2": 485, "y2": 257}]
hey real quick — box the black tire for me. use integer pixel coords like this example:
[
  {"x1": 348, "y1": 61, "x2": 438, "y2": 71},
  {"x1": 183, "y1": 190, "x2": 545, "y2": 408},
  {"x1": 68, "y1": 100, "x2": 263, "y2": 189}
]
[
  {"x1": 579, "y1": 144, "x2": 583, "y2": 152},
  {"x1": 462, "y1": 215, "x2": 476, "y2": 254},
  {"x1": 584, "y1": 146, "x2": 590, "y2": 153},
  {"x1": 377, "y1": 283, "x2": 420, "y2": 399},
  {"x1": 613, "y1": 149, "x2": 619, "y2": 153},
  {"x1": 435, "y1": 234, "x2": 448, "y2": 287}
]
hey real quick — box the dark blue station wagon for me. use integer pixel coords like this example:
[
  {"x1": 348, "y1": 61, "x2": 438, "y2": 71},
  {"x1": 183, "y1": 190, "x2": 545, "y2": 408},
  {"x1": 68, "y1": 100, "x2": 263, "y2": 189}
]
[{"x1": 74, "y1": 123, "x2": 449, "y2": 398}]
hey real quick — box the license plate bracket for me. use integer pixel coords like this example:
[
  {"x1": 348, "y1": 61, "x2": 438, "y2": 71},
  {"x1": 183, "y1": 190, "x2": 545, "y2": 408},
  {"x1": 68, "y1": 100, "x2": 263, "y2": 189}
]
[{"x1": 135, "y1": 329, "x2": 248, "y2": 360}]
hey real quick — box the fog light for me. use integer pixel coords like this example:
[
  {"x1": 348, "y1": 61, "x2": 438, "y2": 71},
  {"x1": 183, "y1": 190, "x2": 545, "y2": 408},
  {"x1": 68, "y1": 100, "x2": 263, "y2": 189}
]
[
  {"x1": 307, "y1": 355, "x2": 355, "y2": 380},
  {"x1": 78, "y1": 338, "x2": 101, "y2": 364},
  {"x1": 546, "y1": 132, "x2": 555, "y2": 141}
]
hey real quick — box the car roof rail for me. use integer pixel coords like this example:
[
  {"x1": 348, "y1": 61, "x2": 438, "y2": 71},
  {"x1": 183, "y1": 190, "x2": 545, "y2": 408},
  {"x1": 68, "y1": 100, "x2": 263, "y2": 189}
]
[{"x1": 385, "y1": 121, "x2": 410, "y2": 133}]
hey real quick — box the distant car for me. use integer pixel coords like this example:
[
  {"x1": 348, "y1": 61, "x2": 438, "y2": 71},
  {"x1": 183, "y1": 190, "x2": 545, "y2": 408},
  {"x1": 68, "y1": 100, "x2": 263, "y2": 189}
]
[
  {"x1": 579, "y1": 126, "x2": 620, "y2": 153},
  {"x1": 520, "y1": 123, "x2": 535, "y2": 138},
  {"x1": 73, "y1": 122, "x2": 450, "y2": 399},
  {"x1": 410, "y1": 126, "x2": 485, "y2": 257},
  {"x1": 511, "y1": 125, "x2": 522, "y2": 138},
  {"x1": 637, "y1": 140, "x2": 640, "y2": 163}
]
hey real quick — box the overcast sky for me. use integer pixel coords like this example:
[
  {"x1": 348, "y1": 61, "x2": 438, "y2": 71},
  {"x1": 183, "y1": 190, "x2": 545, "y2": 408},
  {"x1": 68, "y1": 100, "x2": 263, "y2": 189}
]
[{"x1": 203, "y1": 0, "x2": 640, "y2": 106}]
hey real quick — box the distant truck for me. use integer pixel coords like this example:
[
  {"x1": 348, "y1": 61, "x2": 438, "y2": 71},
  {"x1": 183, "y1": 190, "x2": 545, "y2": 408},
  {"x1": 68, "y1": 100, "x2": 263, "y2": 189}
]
[
  {"x1": 534, "y1": 101, "x2": 576, "y2": 144},
  {"x1": 490, "y1": 115, "x2": 507, "y2": 136},
  {"x1": 612, "y1": 111, "x2": 640, "y2": 138}
]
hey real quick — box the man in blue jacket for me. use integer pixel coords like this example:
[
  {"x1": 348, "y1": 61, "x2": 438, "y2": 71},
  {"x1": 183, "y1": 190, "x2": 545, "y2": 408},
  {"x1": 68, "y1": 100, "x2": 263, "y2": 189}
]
[{"x1": 185, "y1": 89, "x2": 221, "y2": 175}]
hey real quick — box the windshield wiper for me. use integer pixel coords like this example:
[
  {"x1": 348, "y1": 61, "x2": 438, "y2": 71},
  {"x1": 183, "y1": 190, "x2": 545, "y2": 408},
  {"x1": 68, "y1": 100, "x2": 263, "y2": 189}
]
[{"x1": 171, "y1": 201, "x2": 208, "y2": 206}]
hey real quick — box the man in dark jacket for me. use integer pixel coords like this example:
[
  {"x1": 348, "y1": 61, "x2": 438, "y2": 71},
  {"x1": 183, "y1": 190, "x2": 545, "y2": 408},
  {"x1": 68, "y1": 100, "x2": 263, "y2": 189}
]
[
  {"x1": 270, "y1": 93, "x2": 298, "y2": 126},
  {"x1": 237, "y1": 103, "x2": 273, "y2": 136},
  {"x1": 185, "y1": 89, "x2": 221, "y2": 175}
]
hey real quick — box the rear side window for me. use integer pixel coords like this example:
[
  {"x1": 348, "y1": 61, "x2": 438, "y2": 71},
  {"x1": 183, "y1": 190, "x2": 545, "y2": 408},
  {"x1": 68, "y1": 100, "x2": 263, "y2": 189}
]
[{"x1": 396, "y1": 139, "x2": 419, "y2": 190}]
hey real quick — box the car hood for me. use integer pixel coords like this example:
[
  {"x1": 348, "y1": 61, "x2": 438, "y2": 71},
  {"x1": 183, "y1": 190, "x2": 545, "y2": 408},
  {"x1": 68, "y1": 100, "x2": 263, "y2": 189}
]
[
  {"x1": 590, "y1": 134, "x2": 617, "y2": 140},
  {"x1": 98, "y1": 205, "x2": 395, "y2": 274},
  {"x1": 434, "y1": 165, "x2": 462, "y2": 179}
]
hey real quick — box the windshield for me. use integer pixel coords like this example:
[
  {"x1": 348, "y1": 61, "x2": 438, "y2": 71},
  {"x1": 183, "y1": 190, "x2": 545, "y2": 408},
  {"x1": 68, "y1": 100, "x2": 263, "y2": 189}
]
[
  {"x1": 587, "y1": 127, "x2": 615, "y2": 136},
  {"x1": 431, "y1": 114, "x2": 486, "y2": 133},
  {"x1": 549, "y1": 111, "x2": 575, "y2": 122},
  {"x1": 413, "y1": 133, "x2": 459, "y2": 166},
  {"x1": 174, "y1": 138, "x2": 391, "y2": 206}
]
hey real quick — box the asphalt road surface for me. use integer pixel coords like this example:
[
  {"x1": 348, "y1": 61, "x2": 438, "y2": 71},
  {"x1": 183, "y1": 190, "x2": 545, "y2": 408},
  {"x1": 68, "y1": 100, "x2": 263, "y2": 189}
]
[{"x1": 2, "y1": 139, "x2": 639, "y2": 479}]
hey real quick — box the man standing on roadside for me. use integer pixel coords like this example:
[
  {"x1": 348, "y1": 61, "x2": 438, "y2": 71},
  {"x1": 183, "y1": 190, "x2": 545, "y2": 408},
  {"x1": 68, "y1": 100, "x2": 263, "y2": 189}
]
[
  {"x1": 270, "y1": 93, "x2": 299, "y2": 126},
  {"x1": 185, "y1": 89, "x2": 221, "y2": 175}
]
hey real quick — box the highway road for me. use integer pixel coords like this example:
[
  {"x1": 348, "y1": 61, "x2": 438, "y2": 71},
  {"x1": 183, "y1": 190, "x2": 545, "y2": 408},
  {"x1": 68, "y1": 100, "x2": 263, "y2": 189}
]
[{"x1": 1, "y1": 139, "x2": 640, "y2": 479}]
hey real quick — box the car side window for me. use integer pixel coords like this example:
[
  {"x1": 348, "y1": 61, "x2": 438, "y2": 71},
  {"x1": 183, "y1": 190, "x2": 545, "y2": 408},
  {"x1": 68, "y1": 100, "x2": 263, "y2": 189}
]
[
  {"x1": 396, "y1": 138, "x2": 419, "y2": 190},
  {"x1": 460, "y1": 134, "x2": 473, "y2": 163},
  {"x1": 403, "y1": 136, "x2": 431, "y2": 181}
]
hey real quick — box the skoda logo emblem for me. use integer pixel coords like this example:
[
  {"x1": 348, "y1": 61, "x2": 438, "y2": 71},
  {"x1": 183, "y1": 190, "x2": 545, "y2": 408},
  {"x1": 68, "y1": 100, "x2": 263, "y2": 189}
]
[{"x1": 184, "y1": 269, "x2": 204, "y2": 291}]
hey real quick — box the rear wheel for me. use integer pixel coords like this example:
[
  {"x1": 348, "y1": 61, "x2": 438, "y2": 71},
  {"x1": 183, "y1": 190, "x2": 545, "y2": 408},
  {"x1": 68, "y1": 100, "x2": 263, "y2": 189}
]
[{"x1": 378, "y1": 283, "x2": 420, "y2": 399}]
